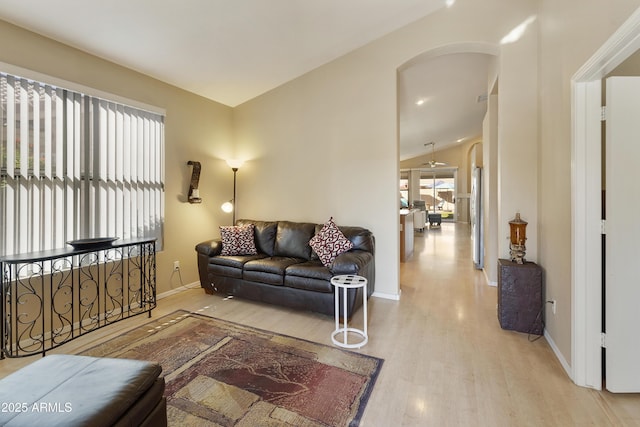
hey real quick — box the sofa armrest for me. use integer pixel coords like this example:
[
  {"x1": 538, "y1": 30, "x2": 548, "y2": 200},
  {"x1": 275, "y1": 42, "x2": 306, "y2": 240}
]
[
  {"x1": 330, "y1": 250, "x2": 373, "y2": 275},
  {"x1": 195, "y1": 239, "x2": 222, "y2": 257}
]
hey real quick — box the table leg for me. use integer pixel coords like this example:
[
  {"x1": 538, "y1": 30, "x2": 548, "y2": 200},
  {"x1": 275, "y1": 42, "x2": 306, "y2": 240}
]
[
  {"x1": 342, "y1": 286, "x2": 348, "y2": 345},
  {"x1": 363, "y1": 285, "x2": 368, "y2": 339},
  {"x1": 334, "y1": 286, "x2": 339, "y2": 336}
]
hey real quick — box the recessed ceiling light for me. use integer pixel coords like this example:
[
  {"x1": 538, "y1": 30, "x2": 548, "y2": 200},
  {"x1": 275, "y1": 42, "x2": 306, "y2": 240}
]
[
  {"x1": 415, "y1": 98, "x2": 426, "y2": 106},
  {"x1": 446, "y1": 0, "x2": 456, "y2": 7},
  {"x1": 457, "y1": 138, "x2": 465, "y2": 143}
]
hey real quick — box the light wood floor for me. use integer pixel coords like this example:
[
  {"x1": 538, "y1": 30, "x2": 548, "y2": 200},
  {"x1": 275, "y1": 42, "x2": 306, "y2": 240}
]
[{"x1": 1, "y1": 222, "x2": 640, "y2": 426}]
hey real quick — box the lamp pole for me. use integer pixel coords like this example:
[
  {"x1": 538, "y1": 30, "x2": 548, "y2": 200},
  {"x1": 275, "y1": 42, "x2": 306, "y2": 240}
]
[
  {"x1": 224, "y1": 159, "x2": 244, "y2": 225},
  {"x1": 232, "y1": 167, "x2": 238, "y2": 225}
]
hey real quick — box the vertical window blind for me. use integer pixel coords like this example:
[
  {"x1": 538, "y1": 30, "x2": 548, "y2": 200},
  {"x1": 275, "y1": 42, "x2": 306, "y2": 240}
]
[{"x1": 0, "y1": 72, "x2": 165, "y2": 257}]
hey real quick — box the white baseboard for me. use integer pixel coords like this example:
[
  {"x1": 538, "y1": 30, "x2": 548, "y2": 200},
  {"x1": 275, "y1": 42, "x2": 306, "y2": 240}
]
[
  {"x1": 157, "y1": 282, "x2": 200, "y2": 300},
  {"x1": 544, "y1": 328, "x2": 573, "y2": 380},
  {"x1": 372, "y1": 290, "x2": 401, "y2": 301},
  {"x1": 484, "y1": 269, "x2": 497, "y2": 287}
]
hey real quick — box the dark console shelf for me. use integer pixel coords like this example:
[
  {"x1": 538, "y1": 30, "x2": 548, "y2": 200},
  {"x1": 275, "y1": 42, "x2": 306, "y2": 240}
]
[
  {"x1": 0, "y1": 238, "x2": 157, "y2": 358},
  {"x1": 497, "y1": 259, "x2": 543, "y2": 335}
]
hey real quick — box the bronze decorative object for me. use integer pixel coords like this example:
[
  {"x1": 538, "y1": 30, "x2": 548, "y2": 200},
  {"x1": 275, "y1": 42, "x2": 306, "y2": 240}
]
[
  {"x1": 509, "y1": 212, "x2": 527, "y2": 264},
  {"x1": 187, "y1": 161, "x2": 202, "y2": 203}
]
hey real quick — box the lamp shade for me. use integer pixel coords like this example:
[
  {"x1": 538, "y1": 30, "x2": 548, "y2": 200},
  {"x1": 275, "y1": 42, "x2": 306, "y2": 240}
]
[{"x1": 226, "y1": 159, "x2": 244, "y2": 170}]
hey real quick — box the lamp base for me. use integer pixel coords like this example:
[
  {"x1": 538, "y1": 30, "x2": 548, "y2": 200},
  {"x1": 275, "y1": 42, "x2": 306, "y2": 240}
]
[{"x1": 510, "y1": 244, "x2": 526, "y2": 264}]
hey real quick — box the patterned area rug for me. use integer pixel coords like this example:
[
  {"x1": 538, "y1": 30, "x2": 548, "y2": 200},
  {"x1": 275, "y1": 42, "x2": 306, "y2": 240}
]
[{"x1": 81, "y1": 310, "x2": 383, "y2": 426}]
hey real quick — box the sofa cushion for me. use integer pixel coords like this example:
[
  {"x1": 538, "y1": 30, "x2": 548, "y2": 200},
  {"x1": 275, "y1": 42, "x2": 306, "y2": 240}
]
[
  {"x1": 285, "y1": 275, "x2": 334, "y2": 293},
  {"x1": 309, "y1": 218, "x2": 354, "y2": 266},
  {"x1": 237, "y1": 219, "x2": 278, "y2": 256},
  {"x1": 209, "y1": 254, "x2": 267, "y2": 279},
  {"x1": 244, "y1": 257, "x2": 303, "y2": 286},
  {"x1": 220, "y1": 224, "x2": 257, "y2": 256},
  {"x1": 285, "y1": 260, "x2": 333, "y2": 280},
  {"x1": 311, "y1": 224, "x2": 323, "y2": 261},
  {"x1": 274, "y1": 221, "x2": 316, "y2": 259},
  {"x1": 285, "y1": 261, "x2": 334, "y2": 293}
]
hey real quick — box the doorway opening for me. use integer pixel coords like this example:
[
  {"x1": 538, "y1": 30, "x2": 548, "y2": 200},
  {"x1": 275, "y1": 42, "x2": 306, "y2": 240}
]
[
  {"x1": 396, "y1": 43, "x2": 498, "y2": 284},
  {"x1": 400, "y1": 168, "x2": 457, "y2": 221},
  {"x1": 571, "y1": 7, "x2": 640, "y2": 390}
]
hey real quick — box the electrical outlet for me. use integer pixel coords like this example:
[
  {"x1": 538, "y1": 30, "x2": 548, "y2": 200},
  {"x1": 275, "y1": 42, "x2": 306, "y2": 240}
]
[
  {"x1": 551, "y1": 300, "x2": 557, "y2": 315},
  {"x1": 173, "y1": 261, "x2": 180, "y2": 271}
]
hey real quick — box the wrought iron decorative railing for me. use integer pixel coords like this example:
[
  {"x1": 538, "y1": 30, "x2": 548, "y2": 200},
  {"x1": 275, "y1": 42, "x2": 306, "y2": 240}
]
[{"x1": 0, "y1": 238, "x2": 156, "y2": 358}]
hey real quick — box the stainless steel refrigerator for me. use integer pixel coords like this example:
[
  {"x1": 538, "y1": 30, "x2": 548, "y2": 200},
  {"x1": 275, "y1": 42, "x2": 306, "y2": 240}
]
[{"x1": 471, "y1": 167, "x2": 483, "y2": 269}]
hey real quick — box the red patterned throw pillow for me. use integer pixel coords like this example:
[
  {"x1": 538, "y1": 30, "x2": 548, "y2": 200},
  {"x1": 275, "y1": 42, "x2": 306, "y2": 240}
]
[
  {"x1": 309, "y1": 217, "x2": 354, "y2": 267},
  {"x1": 220, "y1": 224, "x2": 257, "y2": 256}
]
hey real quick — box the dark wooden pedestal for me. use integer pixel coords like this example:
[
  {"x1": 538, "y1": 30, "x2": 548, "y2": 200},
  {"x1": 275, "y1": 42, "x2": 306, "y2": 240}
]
[{"x1": 497, "y1": 259, "x2": 543, "y2": 335}]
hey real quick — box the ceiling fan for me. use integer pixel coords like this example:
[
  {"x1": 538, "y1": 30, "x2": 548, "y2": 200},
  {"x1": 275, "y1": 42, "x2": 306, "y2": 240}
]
[{"x1": 422, "y1": 142, "x2": 447, "y2": 168}]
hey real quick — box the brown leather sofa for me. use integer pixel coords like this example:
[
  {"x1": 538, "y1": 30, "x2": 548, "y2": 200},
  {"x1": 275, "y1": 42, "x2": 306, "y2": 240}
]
[
  {"x1": 0, "y1": 354, "x2": 166, "y2": 426},
  {"x1": 195, "y1": 219, "x2": 375, "y2": 317}
]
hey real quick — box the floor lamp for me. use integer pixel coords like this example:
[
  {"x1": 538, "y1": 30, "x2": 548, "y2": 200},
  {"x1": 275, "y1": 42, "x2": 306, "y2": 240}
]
[{"x1": 221, "y1": 159, "x2": 244, "y2": 224}]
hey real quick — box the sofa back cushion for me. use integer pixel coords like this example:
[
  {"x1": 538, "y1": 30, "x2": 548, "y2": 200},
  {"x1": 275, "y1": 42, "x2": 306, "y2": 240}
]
[
  {"x1": 236, "y1": 219, "x2": 374, "y2": 258},
  {"x1": 340, "y1": 226, "x2": 375, "y2": 254},
  {"x1": 236, "y1": 219, "x2": 277, "y2": 256},
  {"x1": 274, "y1": 221, "x2": 316, "y2": 260}
]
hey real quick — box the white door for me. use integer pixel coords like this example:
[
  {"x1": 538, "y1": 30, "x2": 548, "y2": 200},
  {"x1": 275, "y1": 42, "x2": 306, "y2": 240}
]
[{"x1": 605, "y1": 76, "x2": 640, "y2": 392}]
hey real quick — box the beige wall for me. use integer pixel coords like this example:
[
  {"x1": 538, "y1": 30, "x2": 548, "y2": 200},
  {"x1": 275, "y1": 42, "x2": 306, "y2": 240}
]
[
  {"x1": 538, "y1": 0, "x2": 640, "y2": 368},
  {"x1": 498, "y1": 20, "x2": 539, "y2": 264},
  {"x1": 0, "y1": 19, "x2": 235, "y2": 295},
  {"x1": 234, "y1": 0, "x2": 539, "y2": 298},
  {"x1": 483, "y1": 94, "x2": 499, "y2": 285}
]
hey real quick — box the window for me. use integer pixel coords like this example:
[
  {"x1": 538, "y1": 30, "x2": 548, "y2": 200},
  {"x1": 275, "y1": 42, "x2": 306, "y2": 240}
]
[
  {"x1": 420, "y1": 171, "x2": 455, "y2": 219},
  {"x1": 0, "y1": 72, "x2": 164, "y2": 257}
]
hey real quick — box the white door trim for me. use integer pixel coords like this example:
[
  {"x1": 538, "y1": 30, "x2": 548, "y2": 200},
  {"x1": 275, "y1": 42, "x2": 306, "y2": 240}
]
[{"x1": 571, "y1": 6, "x2": 640, "y2": 389}]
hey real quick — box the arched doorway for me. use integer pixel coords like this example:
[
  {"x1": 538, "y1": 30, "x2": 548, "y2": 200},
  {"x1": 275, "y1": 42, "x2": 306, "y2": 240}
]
[{"x1": 397, "y1": 43, "x2": 498, "y2": 269}]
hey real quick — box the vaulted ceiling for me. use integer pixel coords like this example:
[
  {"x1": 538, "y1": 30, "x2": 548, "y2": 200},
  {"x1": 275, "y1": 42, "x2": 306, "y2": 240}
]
[
  {"x1": 398, "y1": 52, "x2": 493, "y2": 160},
  {"x1": 0, "y1": 0, "x2": 490, "y2": 160}
]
